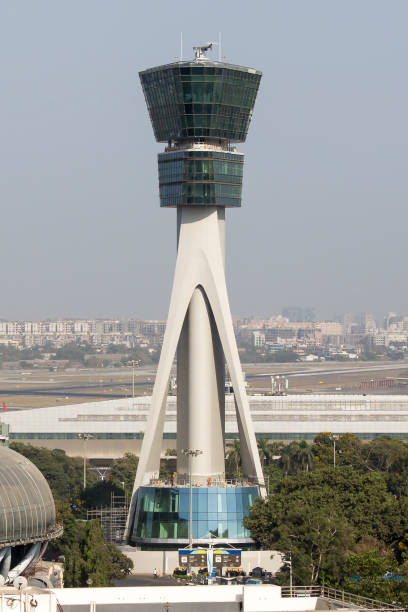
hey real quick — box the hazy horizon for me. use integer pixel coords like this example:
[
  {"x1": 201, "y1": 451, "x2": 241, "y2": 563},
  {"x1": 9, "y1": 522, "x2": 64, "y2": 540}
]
[{"x1": 1, "y1": 1, "x2": 407, "y2": 321}]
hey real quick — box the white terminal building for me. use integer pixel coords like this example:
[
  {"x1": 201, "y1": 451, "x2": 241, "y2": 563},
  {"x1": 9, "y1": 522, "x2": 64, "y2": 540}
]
[{"x1": 3, "y1": 394, "x2": 408, "y2": 459}]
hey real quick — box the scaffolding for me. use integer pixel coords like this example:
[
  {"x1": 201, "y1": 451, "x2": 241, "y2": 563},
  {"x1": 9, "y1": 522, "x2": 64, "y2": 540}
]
[{"x1": 87, "y1": 492, "x2": 129, "y2": 545}]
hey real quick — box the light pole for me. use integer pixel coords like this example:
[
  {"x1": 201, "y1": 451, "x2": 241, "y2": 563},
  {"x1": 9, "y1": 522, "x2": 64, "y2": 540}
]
[
  {"x1": 181, "y1": 448, "x2": 203, "y2": 548},
  {"x1": 130, "y1": 360, "x2": 136, "y2": 400},
  {"x1": 287, "y1": 551, "x2": 293, "y2": 596},
  {"x1": 331, "y1": 434, "x2": 340, "y2": 468},
  {"x1": 78, "y1": 433, "x2": 93, "y2": 489}
]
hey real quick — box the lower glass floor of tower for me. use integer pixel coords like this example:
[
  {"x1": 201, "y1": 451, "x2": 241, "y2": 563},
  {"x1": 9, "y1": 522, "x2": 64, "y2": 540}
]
[{"x1": 128, "y1": 485, "x2": 259, "y2": 549}]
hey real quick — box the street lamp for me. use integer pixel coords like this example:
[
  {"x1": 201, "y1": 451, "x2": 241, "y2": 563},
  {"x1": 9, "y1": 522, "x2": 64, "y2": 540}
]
[
  {"x1": 286, "y1": 551, "x2": 293, "y2": 596},
  {"x1": 78, "y1": 433, "x2": 93, "y2": 489},
  {"x1": 130, "y1": 360, "x2": 137, "y2": 400},
  {"x1": 181, "y1": 448, "x2": 203, "y2": 548},
  {"x1": 331, "y1": 434, "x2": 340, "y2": 468}
]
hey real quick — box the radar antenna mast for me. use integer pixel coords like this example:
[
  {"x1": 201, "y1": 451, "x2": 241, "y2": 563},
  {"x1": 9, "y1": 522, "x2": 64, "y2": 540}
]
[{"x1": 193, "y1": 42, "x2": 218, "y2": 60}]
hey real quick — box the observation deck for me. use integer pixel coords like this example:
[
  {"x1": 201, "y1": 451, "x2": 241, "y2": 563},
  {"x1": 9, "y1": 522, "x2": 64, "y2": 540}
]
[{"x1": 139, "y1": 60, "x2": 261, "y2": 143}]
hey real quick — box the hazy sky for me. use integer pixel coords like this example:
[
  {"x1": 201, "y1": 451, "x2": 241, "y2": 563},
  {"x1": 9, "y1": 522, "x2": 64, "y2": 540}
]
[{"x1": 1, "y1": 1, "x2": 407, "y2": 321}]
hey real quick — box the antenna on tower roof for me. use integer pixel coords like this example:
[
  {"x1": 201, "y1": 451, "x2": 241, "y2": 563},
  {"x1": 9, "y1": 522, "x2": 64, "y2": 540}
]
[{"x1": 193, "y1": 42, "x2": 217, "y2": 60}]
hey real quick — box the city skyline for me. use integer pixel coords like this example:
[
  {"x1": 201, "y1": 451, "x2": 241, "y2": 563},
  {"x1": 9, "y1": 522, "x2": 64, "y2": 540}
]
[{"x1": 1, "y1": 1, "x2": 407, "y2": 320}]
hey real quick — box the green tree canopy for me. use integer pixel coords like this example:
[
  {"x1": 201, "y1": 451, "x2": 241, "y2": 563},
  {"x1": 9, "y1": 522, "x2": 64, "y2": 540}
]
[
  {"x1": 244, "y1": 467, "x2": 407, "y2": 585},
  {"x1": 110, "y1": 452, "x2": 139, "y2": 496},
  {"x1": 9, "y1": 442, "x2": 96, "y2": 506},
  {"x1": 49, "y1": 507, "x2": 133, "y2": 587}
]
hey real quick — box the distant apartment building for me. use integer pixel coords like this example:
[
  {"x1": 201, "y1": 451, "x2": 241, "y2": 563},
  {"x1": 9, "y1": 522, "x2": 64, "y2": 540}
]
[
  {"x1": 0, "y1": 318, "x2": 167, "y2": 350},
  {"x1": 252, "y1": 331, "x2": 265, "y2": 347}
]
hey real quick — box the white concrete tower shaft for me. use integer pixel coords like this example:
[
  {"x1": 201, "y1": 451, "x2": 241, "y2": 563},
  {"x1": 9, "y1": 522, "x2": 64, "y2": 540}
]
[{"x1": 176, "y1": 207, "x2": 226, "y2": 481}]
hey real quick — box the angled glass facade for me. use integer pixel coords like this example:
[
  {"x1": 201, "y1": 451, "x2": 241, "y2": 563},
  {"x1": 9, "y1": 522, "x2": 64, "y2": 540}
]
[
  {"x1": 129, "y1": 486, "x2": 258, "y2": 546},
  {"x1": 140, "y1": 62, "x2": 261, "y2": 142},
  {"x1": 158, "y1": 150, "x2": 244, "y2": 207}
]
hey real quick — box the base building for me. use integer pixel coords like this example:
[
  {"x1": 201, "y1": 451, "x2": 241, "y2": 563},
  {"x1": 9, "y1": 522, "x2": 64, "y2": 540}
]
[{"x1": 126, "y1": 46, "x2": 265, "y2": 548}]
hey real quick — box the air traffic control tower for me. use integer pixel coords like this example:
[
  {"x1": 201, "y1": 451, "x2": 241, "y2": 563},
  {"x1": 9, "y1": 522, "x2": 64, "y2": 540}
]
[{"x1": 126, "y1": 45, "x2": 265, "y2": 548}]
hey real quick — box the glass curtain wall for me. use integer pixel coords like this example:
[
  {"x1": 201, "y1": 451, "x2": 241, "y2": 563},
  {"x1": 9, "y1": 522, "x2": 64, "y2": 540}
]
[
  {"x1": 140, "y1": 63, "x2": 261, "y2": 142},
  {"x1": 158, "y1": 150, "x2": 244, "y2": 207},
  {"x1": 131, "y1": 486, "x2": 259, "y2": 542}
]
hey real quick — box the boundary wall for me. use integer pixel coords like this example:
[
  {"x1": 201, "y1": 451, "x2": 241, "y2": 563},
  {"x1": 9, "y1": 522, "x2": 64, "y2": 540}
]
[{"x1": 119, "y1": 547, "x2": 282, "y2": 575}]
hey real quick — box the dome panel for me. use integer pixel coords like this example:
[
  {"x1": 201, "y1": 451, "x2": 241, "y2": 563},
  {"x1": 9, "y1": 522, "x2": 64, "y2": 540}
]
[{"x1": 0, "y1": 446, "x2": 59, "y2": 547}]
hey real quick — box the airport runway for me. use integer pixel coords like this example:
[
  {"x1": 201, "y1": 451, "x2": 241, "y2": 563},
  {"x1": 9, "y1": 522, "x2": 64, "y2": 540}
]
[{"x1": 246, "y1": 363, "x2": 408, "y2": 379}]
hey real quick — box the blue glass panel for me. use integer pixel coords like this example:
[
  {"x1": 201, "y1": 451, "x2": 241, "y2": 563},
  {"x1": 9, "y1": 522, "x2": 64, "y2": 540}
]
[
  {"x1": 207, "y1": 518, "x2": 218, "y2": 536},
  {"x1": 237, "y1": 521, "x2": 245, "y2": 538},
  {"x1": 227, "y1": 494, "x2": 236, "y2": 513},
  {"x1": 242, "y1": 493, "x2": 250, "y2": 513},
  {"x1": 198, "y1": 491, "x2": 207, "y2": 513},
  {"x1": 217, "y1": 492, "x2": 227, "y2": 513},
  {"x1": 218, "y1": 522, "x2": 228, "y2": 538},
  {"x1": 208, "y1": 513, "x2": 217, "y2": 521},
  {"x1": 208, "y1": 494, "x2": 217, "y2": 513},
  {"x1": 177, "y1": 520, "x2": 188, "y2": 538},
  {"x1": 179, "y1": 489, "x2": 189, "y2": 514},
  {"x1": 236, "y1": 493, "x2": 243, "y2": 514},
  {"x1": 247, "y1": 491, "x2": 256, "y2": 507},
  {"x1": 228, "y1": 521, "x2": 238, "y2": 539},
  {"x1": 197, "y1": 521, "x2": 208, "y2": 538},
  {"x1": 151, "y1": 519, "x2": 160, "y2": 538}
]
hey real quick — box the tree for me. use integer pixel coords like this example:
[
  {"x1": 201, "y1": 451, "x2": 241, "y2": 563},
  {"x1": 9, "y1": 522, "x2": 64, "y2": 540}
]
[
  {"x1": 110, "y1": 452, "x2": 139, "y2": 496},
  {"x1": 64, "y1": 542, "x2": 85, "y2": 587},
  {"x1": 53, "y1": 342, "x2": 88, "y2": 363},
  {"x1": 278, "y1": 441, "x2": 314, "y2": 474},
  {"x1": 107, "y1": 344, "x2": 129, "y2": 354},
  {"x1": 81, "y1": 481, "x2": 124, "y2": 508},
  {"x1": 257, "y1": 438, "x2": 272, "y2": 468},
  {"x1": 243, "y1": 467, "x2": 407, "y2": 586},
  {"x1": 226, "y1": 440, "x2": 242, "y2": 478},
  {"x1": 106, "y1": 543, "x2": 133, "y2": 580},
  {"x1": 312, "y1": 433, "x2": 366, "y2": 470},
  {"x1": 50, "y1": 508, "x2": 133, "y2": 587},
  {"x1": 9, "y1": 442, "x2": 96, "y2": 507},
  {"x1": 290, "y1": 440, "x2": 314, "y2": 472},
  {"x1": 364, "y1": 437, "x2": 408, "y2": 474},
  {"x1": 244, "y1": 488, "x2": 353, "y2": 583},
  {"x1": 311, "y1": 432, "x2": 337, "y2": 466},
  {"x1": 82, "y1": 520, "x2": 113, "y2": 586},
  {"x1": 342, "y1": 551, "x2": 408, "y2": 605}
]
